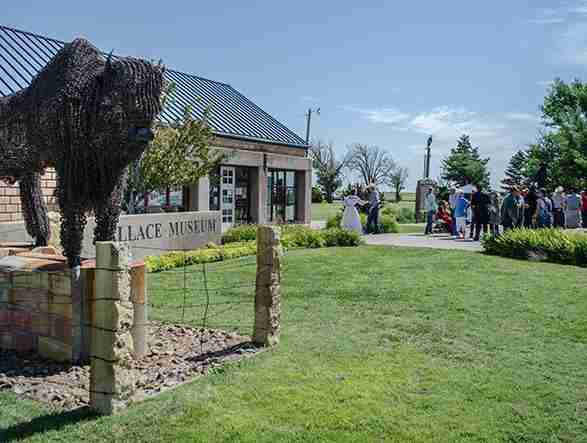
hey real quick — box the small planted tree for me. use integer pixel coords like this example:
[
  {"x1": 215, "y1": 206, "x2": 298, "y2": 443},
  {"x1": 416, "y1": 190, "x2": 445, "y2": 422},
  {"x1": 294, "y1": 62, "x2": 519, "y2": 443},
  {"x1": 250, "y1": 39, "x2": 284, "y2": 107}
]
[
  {"x1": 441, "y1": 134, "x2": 490, "y2": 188},
  {"x1": 127, "y1": 104, "x2": 225, "y2": 212}
]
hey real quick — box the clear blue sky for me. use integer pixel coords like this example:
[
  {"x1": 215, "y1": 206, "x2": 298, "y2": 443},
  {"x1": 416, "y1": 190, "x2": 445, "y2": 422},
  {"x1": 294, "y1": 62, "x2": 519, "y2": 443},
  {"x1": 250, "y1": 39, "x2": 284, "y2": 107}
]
[{"x1": 4, "y1": 1, "x2": 585, "y2": 189}]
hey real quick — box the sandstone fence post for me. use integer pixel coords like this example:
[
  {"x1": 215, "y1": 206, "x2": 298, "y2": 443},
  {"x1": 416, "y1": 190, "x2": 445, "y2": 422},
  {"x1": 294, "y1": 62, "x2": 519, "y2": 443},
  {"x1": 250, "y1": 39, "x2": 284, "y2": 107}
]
[
  {"x1": 131, "y1": 263, "x2": 148, "y2": 359},
  {"x1": 254, "y1": 225, "x2": 282, "y2": 346},
  {"x1": 90, "y1": 241, "x2": 135, "y2": 415}
]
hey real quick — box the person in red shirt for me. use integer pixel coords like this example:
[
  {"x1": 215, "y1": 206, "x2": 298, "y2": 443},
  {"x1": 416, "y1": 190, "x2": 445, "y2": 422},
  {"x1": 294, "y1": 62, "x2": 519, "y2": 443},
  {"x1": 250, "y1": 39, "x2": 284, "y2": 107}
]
[
  {"x1": 582, "y1": 191, "x2": 587, "y2": 229},
  {"x1": 435, "y1": 201, "x2": 453, "y2": 233}
]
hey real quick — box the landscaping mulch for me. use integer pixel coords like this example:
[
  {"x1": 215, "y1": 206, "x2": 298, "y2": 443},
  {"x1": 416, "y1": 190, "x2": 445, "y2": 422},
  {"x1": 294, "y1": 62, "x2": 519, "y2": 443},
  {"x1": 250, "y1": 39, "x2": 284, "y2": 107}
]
[{"x1": 0, "y1": 322, "x2": 259, "y2": 410}]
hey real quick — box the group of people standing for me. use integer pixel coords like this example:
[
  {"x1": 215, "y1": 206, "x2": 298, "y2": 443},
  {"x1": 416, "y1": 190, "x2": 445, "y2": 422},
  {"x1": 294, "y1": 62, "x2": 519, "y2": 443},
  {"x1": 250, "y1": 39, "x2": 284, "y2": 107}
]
[
  {"x1": 423, "y1": 185, "x2": 587, "y2": 240},
  {"x1": 501, "y1": 186, "x2": 587, "y2": 230}
]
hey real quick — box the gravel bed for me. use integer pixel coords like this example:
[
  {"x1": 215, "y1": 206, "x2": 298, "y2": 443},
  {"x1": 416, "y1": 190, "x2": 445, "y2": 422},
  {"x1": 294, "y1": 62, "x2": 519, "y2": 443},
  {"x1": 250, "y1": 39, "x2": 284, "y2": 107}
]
[{"x1": 0, "y1": 322, "x2": 259, "y2": 410}]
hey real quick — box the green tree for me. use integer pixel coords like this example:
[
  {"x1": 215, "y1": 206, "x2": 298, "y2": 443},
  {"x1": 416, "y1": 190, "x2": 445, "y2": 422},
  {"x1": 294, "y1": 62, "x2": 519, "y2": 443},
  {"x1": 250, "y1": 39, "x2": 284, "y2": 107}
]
[
  {"x1": 127, "y1": 104, "x2": 225, "y2": 211},
  {"x1": 501, "y1": 150, "x2": 527, "y2": 191},
  {"x1": 519, "y1": 132, "x2": 582, "y2": 191},
  {"x1": 309, "y1": 140, "x2": 346, "y2": 203},
  {"x1": 540, "y1": 79, "x2": 587, "y2": 189},
  {"x1": 441, "y1": 135, "x2": 490, "y2": 188}
]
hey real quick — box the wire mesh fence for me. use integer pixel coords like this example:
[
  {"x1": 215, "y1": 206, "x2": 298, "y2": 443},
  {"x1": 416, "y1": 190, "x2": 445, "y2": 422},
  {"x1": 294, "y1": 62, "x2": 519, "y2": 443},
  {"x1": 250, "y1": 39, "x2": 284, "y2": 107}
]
[{"x1": 130, "y1": 244, "x2": 257, "y2": 336}]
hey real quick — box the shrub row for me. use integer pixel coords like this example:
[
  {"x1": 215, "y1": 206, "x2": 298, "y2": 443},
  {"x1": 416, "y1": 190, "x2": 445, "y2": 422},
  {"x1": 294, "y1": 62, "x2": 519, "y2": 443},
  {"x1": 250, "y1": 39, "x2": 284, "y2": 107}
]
[
  {"x1": 144, "y1": 241, "x2": 257, "y2": 273},
  {"x1": 482, "y1": 228, "x2": 587, "y2": 267},
  {"x1": 325, "y1": 211, "x2": 400, "y2": 234},
  {"x1": 282, "y1": 226, "x2": 363, "y2": 248},
  {"x1": 382, "y1": 205, "x2": 416, "y2": 224},
  {"x1": 148, "y1": 225, "x2": 363, "y2": 272}
]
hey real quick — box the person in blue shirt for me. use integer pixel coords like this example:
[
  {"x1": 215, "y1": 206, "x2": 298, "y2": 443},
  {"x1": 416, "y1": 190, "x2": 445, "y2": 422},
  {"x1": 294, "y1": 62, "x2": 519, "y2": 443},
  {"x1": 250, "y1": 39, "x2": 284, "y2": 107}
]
[{"x1": 453, "y1": 190, "x2": 470, "y2": 239}]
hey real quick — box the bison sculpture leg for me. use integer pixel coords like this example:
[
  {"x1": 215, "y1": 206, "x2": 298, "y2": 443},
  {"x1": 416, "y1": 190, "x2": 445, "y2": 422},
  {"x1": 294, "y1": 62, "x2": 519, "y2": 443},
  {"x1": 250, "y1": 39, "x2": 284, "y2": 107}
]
[
  {"x1": 94, "y1": 176, "x2": 125, "y2": 244},
  {"x1": 19, "y1": 173, "x2": 50, "y2": 247},
  {"x1": 59, "y1": 202, "x2": 87, "y2": 270}
]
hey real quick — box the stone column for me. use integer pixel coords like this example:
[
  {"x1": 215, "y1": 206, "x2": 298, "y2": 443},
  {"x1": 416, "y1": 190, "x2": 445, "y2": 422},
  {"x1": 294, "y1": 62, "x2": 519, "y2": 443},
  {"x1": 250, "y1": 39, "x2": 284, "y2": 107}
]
[
  {"x1": 295, "y1": 170, "x2": 311, "y2": 224},
  {"x1": 250, "y1": 167, "x2": 267, "y2": 224},
  {"x1": 188, "y1": 176, "x2": 210, "y2": 211},
  {"x1": 90, "y1": 242, "x2": 135, "y2": 415},
  {"x1": 254, "y1": 226, "x2": 281, "y2": 346}
]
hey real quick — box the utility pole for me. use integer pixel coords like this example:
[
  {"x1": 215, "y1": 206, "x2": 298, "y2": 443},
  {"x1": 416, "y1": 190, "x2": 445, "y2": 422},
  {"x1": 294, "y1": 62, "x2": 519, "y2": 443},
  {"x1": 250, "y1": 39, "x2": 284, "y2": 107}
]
[
  {"x1": 424, "y1": 135, "x2": 432, "y2": 178},
  {"x1": 305, "y1": 107, "x2": 320, "y2": 145}
]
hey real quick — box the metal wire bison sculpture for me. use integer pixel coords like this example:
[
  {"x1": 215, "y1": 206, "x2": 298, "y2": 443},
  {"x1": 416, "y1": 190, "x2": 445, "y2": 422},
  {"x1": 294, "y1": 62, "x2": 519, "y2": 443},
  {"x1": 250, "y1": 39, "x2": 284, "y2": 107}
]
[{"x1": 0, "y1": 38, "x2": 164, "y2": 269}]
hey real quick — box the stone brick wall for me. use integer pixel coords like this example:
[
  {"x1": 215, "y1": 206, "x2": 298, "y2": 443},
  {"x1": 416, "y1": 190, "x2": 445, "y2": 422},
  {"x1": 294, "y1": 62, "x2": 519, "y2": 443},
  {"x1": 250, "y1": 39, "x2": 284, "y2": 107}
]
[
  {"x1": 0, "y1": 169, "x2": 58, "y2": 223},
  {"x1": 0, "y1": 255, "x2": 76, "y2": 361},
  {"x1": 0, "y1": 249, "x2": 147, "y2": 363}
]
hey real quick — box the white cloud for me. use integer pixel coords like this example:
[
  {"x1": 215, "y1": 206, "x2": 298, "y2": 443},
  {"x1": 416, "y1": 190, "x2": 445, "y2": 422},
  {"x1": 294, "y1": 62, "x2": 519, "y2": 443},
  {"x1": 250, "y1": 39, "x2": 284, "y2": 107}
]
[
  {"x1": 526, "y1": 17, "x2": 566, "y2": 25},
  {"x1": 504, "y1": 112, "x2": 540, "y2": 122},
  {"x1": 342, "y1": 106, "x2": 410, "y2": 124},
  {"x1": 343, "y1": 105, "x2": 506, "y2": 140},
  {"x1": 525, "y1": 6, "x2": 567, "y2": 24},
  {"x1": 408, "y1": 106, "x2": 498, "y2": 138},
  {"x1": 530, "y1": 1, "x2": 587, "y2": 63}
]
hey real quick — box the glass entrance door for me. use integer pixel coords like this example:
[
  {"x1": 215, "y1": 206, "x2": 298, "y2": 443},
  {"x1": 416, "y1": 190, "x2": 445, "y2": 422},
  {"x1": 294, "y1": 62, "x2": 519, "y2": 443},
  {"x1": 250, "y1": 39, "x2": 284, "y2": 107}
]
[{"x1": 220, "y1": 166, "x2": 235, "y2": 231}]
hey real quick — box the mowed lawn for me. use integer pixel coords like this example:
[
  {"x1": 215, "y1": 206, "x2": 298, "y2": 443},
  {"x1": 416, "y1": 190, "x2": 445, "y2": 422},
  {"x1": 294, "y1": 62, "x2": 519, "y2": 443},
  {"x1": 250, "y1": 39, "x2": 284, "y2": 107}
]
[{"x1": 2, "y1": 247, "x2": 587, "y2": 442}]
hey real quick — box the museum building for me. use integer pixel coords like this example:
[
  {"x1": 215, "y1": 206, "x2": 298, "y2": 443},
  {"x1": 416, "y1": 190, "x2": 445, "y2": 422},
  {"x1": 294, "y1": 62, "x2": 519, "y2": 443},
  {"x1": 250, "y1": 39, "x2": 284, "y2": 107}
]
[{"x1": 0, "y1": 25, "x2": 311, "y2": 231}]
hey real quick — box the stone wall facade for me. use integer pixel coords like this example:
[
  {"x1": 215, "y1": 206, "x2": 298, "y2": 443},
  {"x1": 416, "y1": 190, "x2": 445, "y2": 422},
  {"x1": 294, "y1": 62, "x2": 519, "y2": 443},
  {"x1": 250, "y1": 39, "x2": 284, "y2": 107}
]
[{"x1": 0, "y1": 169, "x2": 58, "y2": 223}]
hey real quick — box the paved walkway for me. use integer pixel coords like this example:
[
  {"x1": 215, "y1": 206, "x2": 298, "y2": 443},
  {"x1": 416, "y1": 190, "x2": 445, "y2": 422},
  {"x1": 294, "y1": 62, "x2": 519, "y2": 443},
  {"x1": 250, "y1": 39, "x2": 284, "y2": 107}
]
[{"x1": 364, "y1": 233, "x2": 483, "y2": 252}]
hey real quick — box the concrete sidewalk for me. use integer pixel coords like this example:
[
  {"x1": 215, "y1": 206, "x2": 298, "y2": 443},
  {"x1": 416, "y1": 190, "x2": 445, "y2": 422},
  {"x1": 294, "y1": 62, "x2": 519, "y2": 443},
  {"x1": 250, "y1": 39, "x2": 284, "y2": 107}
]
[{"x1": 364, "y1": 233, "x2": 483, "y2": 252}]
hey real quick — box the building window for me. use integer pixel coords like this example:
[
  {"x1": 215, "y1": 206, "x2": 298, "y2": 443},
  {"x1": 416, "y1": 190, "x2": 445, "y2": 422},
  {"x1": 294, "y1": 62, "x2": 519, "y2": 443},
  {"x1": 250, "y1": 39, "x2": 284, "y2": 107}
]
[
  {"x1": 209, "y1": 167, "x2": 220, "y2": 211},
  {"x1": 267, "y1": 169, "x2": 296, "y2": 223},
  {"x1": 235, "y1": 167, "x2": 251, "y2": 224},
  {"x1": 136, "y1": 187, "x2": 184, "y2": 213}
]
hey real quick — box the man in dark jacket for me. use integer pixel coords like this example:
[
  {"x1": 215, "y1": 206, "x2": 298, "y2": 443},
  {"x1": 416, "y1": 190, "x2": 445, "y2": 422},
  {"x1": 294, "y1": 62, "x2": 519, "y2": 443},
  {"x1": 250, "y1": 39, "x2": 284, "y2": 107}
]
[
  {"x1": 501, "y1": 186, "x2": 524, "y2": 231},
  {"x1": 470, "y1": 184, "x2": 491, "y2": 241}
]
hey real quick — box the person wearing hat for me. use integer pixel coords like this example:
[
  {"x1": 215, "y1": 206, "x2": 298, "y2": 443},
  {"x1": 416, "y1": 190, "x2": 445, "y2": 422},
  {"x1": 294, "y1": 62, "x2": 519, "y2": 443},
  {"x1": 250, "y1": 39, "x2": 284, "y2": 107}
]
[
  {"x1": 551, "y1": 186, "x2": 566, "y2": 228},
  {"x1": 365, "y1": 183, "x2": 381, "y2": 234}
]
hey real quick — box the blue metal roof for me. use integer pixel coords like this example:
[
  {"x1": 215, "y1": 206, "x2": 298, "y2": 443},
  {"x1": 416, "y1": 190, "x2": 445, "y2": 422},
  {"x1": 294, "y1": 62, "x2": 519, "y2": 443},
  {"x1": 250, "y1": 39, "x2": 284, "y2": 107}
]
[{"x1": 0, "y1": 25, "x2": 307, "y2": 148}]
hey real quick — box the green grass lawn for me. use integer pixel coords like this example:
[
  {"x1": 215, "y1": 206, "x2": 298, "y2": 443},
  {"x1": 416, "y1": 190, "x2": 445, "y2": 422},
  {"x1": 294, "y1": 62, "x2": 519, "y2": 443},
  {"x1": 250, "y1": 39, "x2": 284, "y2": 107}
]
[
  {"x1": 312, "y1": 199, "x2": 415, "y2": 222},
  {"x1": 3, "y1": 247, "x2": 587, "y2": 442},
  {"x1": 311, "y1": 202, "x2": 343, "y2": 222}
]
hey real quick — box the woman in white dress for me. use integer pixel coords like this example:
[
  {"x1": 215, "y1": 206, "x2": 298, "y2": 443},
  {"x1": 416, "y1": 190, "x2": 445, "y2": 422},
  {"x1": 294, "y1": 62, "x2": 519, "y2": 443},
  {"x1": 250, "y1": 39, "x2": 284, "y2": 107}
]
[{"x1": 341, "y1": 192, "x2": 367, "y2": 234}]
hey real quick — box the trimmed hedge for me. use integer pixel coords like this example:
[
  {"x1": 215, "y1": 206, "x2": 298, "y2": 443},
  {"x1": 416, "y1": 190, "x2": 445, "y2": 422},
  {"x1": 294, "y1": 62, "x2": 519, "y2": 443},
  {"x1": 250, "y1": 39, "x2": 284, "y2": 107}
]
[
  {"x1": 382, "y1": 205, "x2": 416, "y2": 223},
  {"x1": 325, "y1": 211, "x2": 400, "y2": 234},
  {"x1": 221, "y1": 225, "x2": 257, "y2": 243},
  {"x1": 148, "y1": 225, "x2": 363, "y2": 272},
  {"x1": 145, "y1": 241, "x2": 256, "y2": 273},
  {"x1": 482, "y1": 228, "x2": 587, "y2": 267}
]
